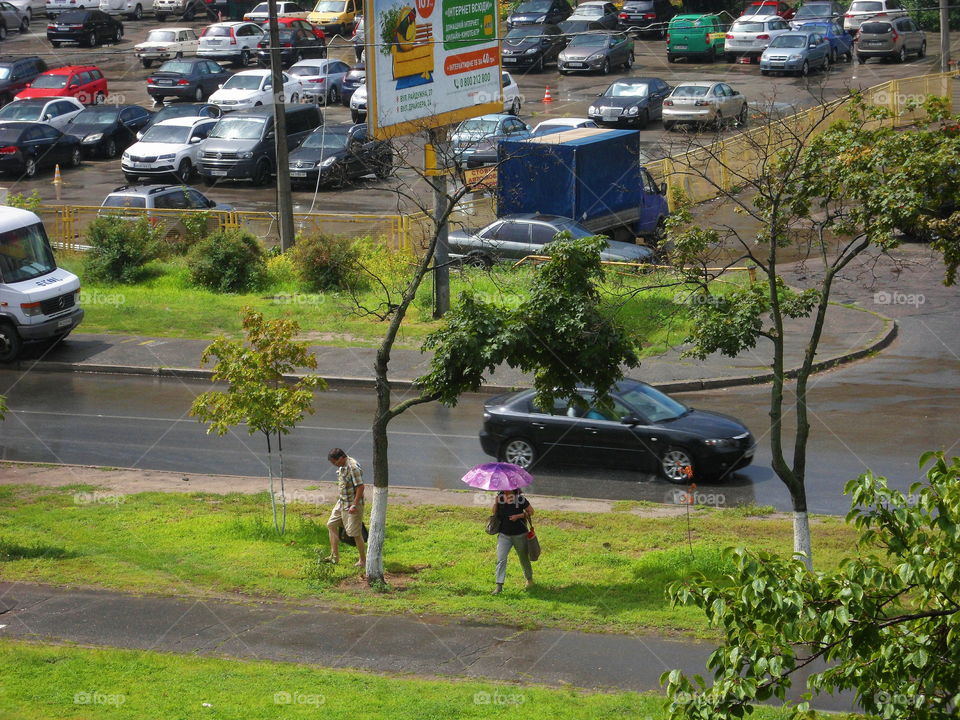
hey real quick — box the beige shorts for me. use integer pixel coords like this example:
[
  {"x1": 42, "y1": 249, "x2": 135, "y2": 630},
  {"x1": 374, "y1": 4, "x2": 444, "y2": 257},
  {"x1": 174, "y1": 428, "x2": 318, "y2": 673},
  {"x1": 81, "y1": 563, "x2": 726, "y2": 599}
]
[{"x1": 327, "y1": 501, "x2": 364, "y2": 538}]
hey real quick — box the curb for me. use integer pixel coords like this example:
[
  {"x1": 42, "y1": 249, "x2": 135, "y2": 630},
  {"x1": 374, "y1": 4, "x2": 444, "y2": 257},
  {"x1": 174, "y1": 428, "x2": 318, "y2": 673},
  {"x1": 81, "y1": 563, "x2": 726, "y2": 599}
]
[{"x1": 13, "y1": 311, "x2": 898, "y2": 396}]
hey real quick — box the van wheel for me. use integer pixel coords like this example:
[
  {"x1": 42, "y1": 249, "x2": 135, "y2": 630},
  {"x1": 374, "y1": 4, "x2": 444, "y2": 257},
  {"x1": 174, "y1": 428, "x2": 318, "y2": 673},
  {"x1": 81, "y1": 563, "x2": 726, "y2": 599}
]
[
  {"x1": 0, "y1": 322, "x2": 22, "y2": 363},
  {"x1": 252, "y1": 159, "x2": 270, "y2": 186}
]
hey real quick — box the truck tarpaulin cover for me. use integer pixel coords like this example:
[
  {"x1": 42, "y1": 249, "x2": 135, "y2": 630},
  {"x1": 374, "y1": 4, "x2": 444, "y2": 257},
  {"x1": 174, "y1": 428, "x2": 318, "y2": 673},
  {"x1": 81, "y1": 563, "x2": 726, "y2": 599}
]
[{"x1": 496, "y1": 128, "x2": 643, "y2": 222}]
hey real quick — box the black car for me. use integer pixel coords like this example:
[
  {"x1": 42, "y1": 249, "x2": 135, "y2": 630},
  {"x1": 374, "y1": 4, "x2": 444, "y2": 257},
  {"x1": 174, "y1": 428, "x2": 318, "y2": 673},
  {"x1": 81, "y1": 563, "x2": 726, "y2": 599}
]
[
  {"x1": 480, "y1": 379, "x2": 755, "y2": 481},
  {"x1": 789, "y1": 1, "x2": 845, "y2": 26},
  {"x1": 0, "y1": 121, "x2": 82, "y2": 178},
  {"x1": 0, "y1": 56, "x2": 49, "y2": 106},
  {"x1": 589, "y1": 77, "x2": 671, "y2": 128},
  {"x1": 618, "y1": 0, "x2": 676, "y2": 37},
  {"x1": 557, "y1": 19, "x2": 604, "y2": 45},
  {"x1": 65, "y1": 104, "x2": 153, "y2": 158},
  {"x1": 287, "y1": 123, "x2": 391, "y2": 188},
  {"x1": 340, "y1": 62, "x2": 365, "y2": 105},
  {"x1": 46, "y1": 10, "x2": 122, "y2": 48},
  {"x1": 136, "y1": 102, "x2": 220, "y2": 138},
  {"x1": 256, "y1": 28, "x2": 326, "y2": 68},
  {"x1": 501, "y1": 24, "x2": 566, "y2": 72},
  {"x1": 506, "y1": 0, "x2": 572, "y2": 28},
  {"x1": 147, "y1": 58, "x2": 232, "y2": 103}
]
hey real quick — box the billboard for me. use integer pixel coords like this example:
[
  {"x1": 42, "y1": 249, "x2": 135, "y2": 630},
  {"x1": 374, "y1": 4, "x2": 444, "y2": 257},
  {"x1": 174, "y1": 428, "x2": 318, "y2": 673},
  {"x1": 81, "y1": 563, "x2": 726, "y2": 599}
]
[{"x1": 366, "y1": 0, "x2": 503, "y2": 139}]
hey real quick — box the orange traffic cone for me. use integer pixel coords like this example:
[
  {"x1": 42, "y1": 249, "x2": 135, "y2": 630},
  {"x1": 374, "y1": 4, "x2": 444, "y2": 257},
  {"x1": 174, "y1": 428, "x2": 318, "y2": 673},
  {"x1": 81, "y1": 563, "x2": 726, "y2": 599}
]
[
  {"x1": 52, "y1": 164, "x2": 62, "y2": 185},
  {"x1": 542, "y1": 86, "x2": 553, "y2": 103}
]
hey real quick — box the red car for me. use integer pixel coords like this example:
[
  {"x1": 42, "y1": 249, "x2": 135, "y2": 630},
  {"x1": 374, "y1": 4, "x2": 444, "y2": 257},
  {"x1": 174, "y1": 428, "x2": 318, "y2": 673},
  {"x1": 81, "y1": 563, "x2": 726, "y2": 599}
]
[
  {"x1": 741, "y1": 1, "x2": 795, "y2": 19},
  {"x1": 15, "y1": 65, "x2": 108, "y2": 105},
  {"x1": 259, "y1": 17, "x2": 326, "y2": 42}
]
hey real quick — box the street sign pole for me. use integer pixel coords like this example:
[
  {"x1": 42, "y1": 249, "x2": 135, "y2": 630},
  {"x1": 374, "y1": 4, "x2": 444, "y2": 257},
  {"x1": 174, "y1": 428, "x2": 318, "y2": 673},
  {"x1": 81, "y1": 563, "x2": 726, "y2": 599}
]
[
  {"x1": 268, "y1": 0, "x2": 295, "y2": 251},
  {"x1": 429, "y1": 126, "x2": 450, "y2": 319},
  {"x1": 940, "y1": 0, "x2": 950, "y2": 73}
]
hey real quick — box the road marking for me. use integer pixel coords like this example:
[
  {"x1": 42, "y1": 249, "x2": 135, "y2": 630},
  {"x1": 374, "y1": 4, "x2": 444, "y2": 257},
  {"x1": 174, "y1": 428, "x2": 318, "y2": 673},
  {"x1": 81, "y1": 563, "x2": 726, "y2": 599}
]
[{"x1": 138, "y1": 340, "x2": 157, "y2": 346}]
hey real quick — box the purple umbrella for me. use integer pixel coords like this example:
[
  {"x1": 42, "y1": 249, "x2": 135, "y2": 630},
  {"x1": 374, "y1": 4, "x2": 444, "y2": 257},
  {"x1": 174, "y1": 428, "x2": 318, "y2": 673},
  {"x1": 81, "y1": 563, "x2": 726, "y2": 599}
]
[{"x1": 461, "y1": 462, "x2": 533, "y2": 492}]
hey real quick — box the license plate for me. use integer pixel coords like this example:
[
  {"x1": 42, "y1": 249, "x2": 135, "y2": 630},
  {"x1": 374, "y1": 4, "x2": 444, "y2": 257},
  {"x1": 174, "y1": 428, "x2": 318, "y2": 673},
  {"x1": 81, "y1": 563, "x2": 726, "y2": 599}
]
[
  {"x1": 290, "y1": 171, "x2": 307, "y2": 177},
  {"x1": 157, "y1": 79, "x2": 173, "y2": 85},
  {"x1": 57, "y1": 318, "x2": 72, "y2": 328},
  {"x1": 132, "y1": 162, "x2": 152, "y2": 168},
  {"x1": 209, "y1": 169, "x2": 228, "y2": 176},
  {"x1": 673, "y1": 44, "x2": 687, "y2": 49},
  {"x1": 502, "y1": 57, "x2": 516, "y2": 62},
  {"x1": 568, "y1": 62, "x2": 585, "y2": 67}
]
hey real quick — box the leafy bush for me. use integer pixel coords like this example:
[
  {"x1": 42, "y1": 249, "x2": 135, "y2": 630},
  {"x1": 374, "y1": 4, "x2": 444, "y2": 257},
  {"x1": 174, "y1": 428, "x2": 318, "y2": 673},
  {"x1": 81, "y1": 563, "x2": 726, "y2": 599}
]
[
  {"x1": 7, "y1": 190, "x2": 42, "y2": 212},
  {"x1": 188, "y1": 228, "x2": 267, "y2": 293},
  {"x1": 84, "y1": 216, "x2": 161, "y2": 284},
  {"x1": 289, "y1": 232, "x2": 364, "y2": 292},
  {"x1": 265, "y1": 252, "x2": 298, "y2": 288}
]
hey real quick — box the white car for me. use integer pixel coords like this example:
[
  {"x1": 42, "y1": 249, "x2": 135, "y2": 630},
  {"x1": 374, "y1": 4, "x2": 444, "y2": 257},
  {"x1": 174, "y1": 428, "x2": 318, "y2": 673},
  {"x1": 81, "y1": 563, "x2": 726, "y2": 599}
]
[
  {"x1": 288, "y1": 57, "x2": 350, "y2": 104},
  {"x1": 531, "y1": 117, "x2": 597, "y2": 135},
  {"x1": 198, "y1": 21, "x2": 265, "y2": 66},
  {"x1": 0, "y1": 97, "x2": 85, "y2": 129},
  {"x1": 243, "y1": 1, "x2": 309, "y2": 21},
  {"x1": 154, "y1": 0, "x2": 206, "y2": 20},
  {"x1": 724, "y1": 15, "x2": 792, "y2": 61},
  {"x1": 46, "y1": 0, "x2": 89, "y2": 18},
  {"x1": 662, "y1": 81, "x2": 749, "y2": 131},
  {"x1": 348, "y1": 80, "x2": 366, "y2": 122},
  {"x1": 135, "y1": 27, "x2": 200, "y2": 67},
  {"x1": 122, "y1": 116, "x2": 218, "y2": 182},
  {"x1": 500, "y1": 71, "x2": 521, "y2": 116},
  {"x1": 209, "y1": 69, "x2": 304, "y2": 111},
  {"x1": 842, "y1": 0, "x2": 907, "y2": 33},
  {"x1": 99, "y1": 0, "x2": 152, "y2": 18}
]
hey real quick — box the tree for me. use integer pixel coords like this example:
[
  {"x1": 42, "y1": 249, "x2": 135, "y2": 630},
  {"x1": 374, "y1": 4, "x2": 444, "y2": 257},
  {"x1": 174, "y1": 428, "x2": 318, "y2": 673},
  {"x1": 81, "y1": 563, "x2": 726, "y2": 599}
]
[
  {"x1": 660, "y1": 451, "x2": 960, "y2": 719},
  {"x1": 664, "y1": 95, "x2": 960, "y2": 568},
  {"x1": 191, "y1": 309, "x2": 326, "y2": 534}
]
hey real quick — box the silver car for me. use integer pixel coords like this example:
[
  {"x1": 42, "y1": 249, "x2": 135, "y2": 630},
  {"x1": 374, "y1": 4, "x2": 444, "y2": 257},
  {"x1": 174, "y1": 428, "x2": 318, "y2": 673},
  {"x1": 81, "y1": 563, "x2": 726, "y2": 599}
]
[
  {"x1": 760, "y1": 30, "x2": 832, "y2": 75},
  {"x1": 0, "y1": 0, "x2": 29, "y2": 33},
  {"x1": 662, "y1": 81, "x2": 748, "y2": 131},
  {"x1": 854, "y1": 17, "x2": 925, "y2": 63},
  {"x1": 558, "y1": 31, "x2": 633, "y2": 75},
  {"x1": 842, "y1": 0, "x2": 907, "y2": 33}
]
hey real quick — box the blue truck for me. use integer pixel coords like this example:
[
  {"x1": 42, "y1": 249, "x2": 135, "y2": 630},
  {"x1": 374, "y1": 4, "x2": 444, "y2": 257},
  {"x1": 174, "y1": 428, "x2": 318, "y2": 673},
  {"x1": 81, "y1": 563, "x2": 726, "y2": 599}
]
[{"x1": 496, "y1": 128, "x2": 669, "y2": 245}]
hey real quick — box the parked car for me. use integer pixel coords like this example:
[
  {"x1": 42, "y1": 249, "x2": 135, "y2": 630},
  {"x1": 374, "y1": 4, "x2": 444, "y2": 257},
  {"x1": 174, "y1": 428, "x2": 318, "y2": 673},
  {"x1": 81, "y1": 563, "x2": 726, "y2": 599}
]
[
  {"x1": 0, "y1": 2, "x2": 29, "y2": 33},
  {"x1": 588, "y1": 76, "x2": 671, "y2": 128},
  {"x1": 45, "y1": 0, "x2": 83, "y2": 18},
  {"x1": 16, "y1": 65, "x2": 108, "y2": 105},
  {"x1": 350, "y1": 14, "x2": 363, "y2": 60},
  {"x1": 256, "y1": 28, "x2": 326, "y2": 67},
  {"x1": 842, "y1": 0, "x2": 907, "y2": 33},
  {"x1": 479, "y1": 378, "x2": 755, "y2": 481},
  {"x1": 348, "y1": 80, "x2": 365, "y2": 122},
  {"x1": 854, "y1": 17, "x2": 925, "y2": 62},
  {"x1": 558, "y1": 31, "x2": 633, "y2": 74},
  {"x1": 0, "y1": 57, "x2": 49, "y2": 106},
  {"x1": 0, "y1": 121, "x2": 82, "y2": 177},
  {"x1": 99, "y1": 0, "x2": 153, "y2": 19},
  {"x1": 531, "y1": 117, "x2": 597, "y2": 135},
  {"x1": 789, "y1": 1, "x2": 844, "y2": 27},
  {"x1": 288, "y1": 122, "x2": 390, "y2": 188},
  {"x1": 197, "y1": 104, "x2": 322, "y2": 185},
  {"x1": 46, "y1": 9, "x2": 122, "y2": 47},
  {"x1": 136, "y1": 102, "x2": 219, "y2": 138},
  {"x1": 0, "y1": 97, "x2": 85, "y2": 129},
  {"x1": 505, "y1": 0, "x2": 571, "y2": 28},
  {"x1": 796, "y1": 19, "x2": 853, "y2": 61},
  {"x1": 209, "y1": 69, "x2": 303, "y2": 112},
  {"x1": 662, "y1": 81, "x2": 748, "y2": 130},
  {"x1": 154, "y1": 0, "x2": 206, "y2": 21},
  {"x1": 261, "y1": 17, "x2": 326, "y2": 41},
  {"x1": 557, "y1": 18, "x2": 604, "y2": 43},
  {"x1": 618, "y1": 0, "x2": 676, "y2": 37},
  {"x1": 501, "y1": 24, "x2": 565, "y2": 72},
  {"x1": 100, "y1": 185, "x2": 231, "y2": 246},
  {"x1": 122, "y1": 116, "x2": 218, "y2": 181},
  {"x1": 135, "y1": 27, "x2": 200, "y2": 68},
  {"x1": 741, "y1": 0, "x2": 795, "y2": 19},
  {"x1": 147, "y1": 58, "x2": 230, "y2": 103},
  {"x1": 287, "y1": 58, "x2": 349, "y2": 103},
  {"x1": 65, "y1": 104, "x2": 153, "y2": 157},
  {"x1": 244, "y1": 1, "x2": 308, "y2": 21},
  {"x1": 724, "y1": 15, "x2": 792, "y2": 62},
  {"x1": 567, "y1": 1, "x2": 619, "y2": 29},
  {"x1": 7, "y1": 0, "x2": 43, "y2": 22},
  {"x1": 666, "y1": 14, "x2": 729, "y2": 62},
  {"x1": 759, "y1": 29, "x2": 832, "y2": 73},
  {"x1": 500, "y1": 71, "x2": 521, "y2": 115},
  {"x1": 451, "y1": 113, "x2": 532, "y2": 163},
  {"x1": 198, "y1": 21, "x2": 265, "y2": 66},
  {"x1": 306, "y1": 0, "x2": 359, "y2": 36},
  {"x1": 339, "y1": 62, "x2": 364, "y2": 105}
]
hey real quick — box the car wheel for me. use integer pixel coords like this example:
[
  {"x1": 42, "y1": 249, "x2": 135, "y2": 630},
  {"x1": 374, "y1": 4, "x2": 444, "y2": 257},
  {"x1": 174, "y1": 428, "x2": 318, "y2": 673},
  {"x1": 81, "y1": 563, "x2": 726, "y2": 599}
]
[
  {"x1": 251, "y1": 159, "x2": 270, "y2": 186},
  {"x1": 509, "y1": 97, "x2": 520, "y2": 116},
  {"x1": 23, "y1": 156, "x2": 36, "y2": 178},
  {"x1": 822, "y1": 53, "x2": 830, "y2": 72},
  {"x1": 181, "y1": 8, "x2": 192, "y2": 20},
  {"x1": 559, "y1": 68, "x2": 568, "y2": 75},
  {"x1": 239, "y1": 49, "x2": 250, "y2": 66},
  {"x1": 289, "y1": 93, "x2": 299, "y2": 103},
  {"x1": 104, "y1": 138, "x2": 117, "y2": 158},
  {"x1": 761, "y1": 69, "x2": 769, "y2": 75},
  {"x1": 175, "y1": 51, "x2": 183, "y2": 59},
  {"x1": 351, "y1": 110, "x2": 360, "y2": 123},
  {"x1": 132, "y1": 3, "x2": 142, "y2": 19},
  {"x1": 0, "y1": 24, "x2": 7, "y2": 41},
  {"x1": 176, "y1": 158, "x2": 193, "y2": 182},
  {"x1": 94, "y1": 91, "x2": 106, "y2": 105},
  {"x1": 87, "y1": 31, "x2": 97, "y2": 47},
  {"x1": 124, "y1": 173, "x2": 138, "y2": 182},
  {"x1": 156, "y1": 12, "x2": 166, "y2": 20},
  {"x1": 830, "y1": 48, "x2": 837, "y2": 64},
  {"x1": 193, "y1": 85, "x2": 204, "y2": 101},
  {"x1": 374, "y1": 155, "x2": 392, "y2": 180},
  {"x1": 328, "y1": 85, "x2": 339, "y2": 104},
  {"x1": 737, "y1": 104, "x2": 748, "y2": 127},
  {"x1": 52, "y1": 41, "x2": 60, "y2": 47},
  {"x1": 142, "y1": 59, "x2": 153, "y2": 68},
  {"x1": 625, "y1": 51, "x2": 634, "y2": 69},
  {"x1": 638, "y1": 108, "x2": 649, "y2": 129},
  {"x1": 799, "y1": 60, "x2": 809, "y2": 76},
  {"x1": 463, "y1": 252, "x2": 493, "y2": 269},
  {"x1": 918, "y1": 41, "x2": 926, "y2": 58},
  {"x1": 663, "y1": 120, "x2": 675, "y2": 131},
  {"x1": 713, "y1": 110, "x2": 723, "y2": 131},
  {"x1": 19, "y1": 17, "x2": 28, "y2": 32},
  {"x1": 0, "y1": 322, "x2": 22, "y2": 363},
  {"x1": 897, "y1": 46, "x2": 906, "y2": 63},
  {"x1": 70, "y1": 147, "x2": 81, "y2": 167},
  {"x1": 667, "y1": 53, "x2": 676, "y2": 63},
  {"x1": 660, "y1": 446, "x2": 695, "y2": 483},
  {"x1": 151, "y1": 95, "x2": 164, "y2": 104},
  {"x1": 499, "y1": 438, "x2": 538, "y2": 469},
  {"x1": 601, "y1": 58, "x2": 610, "y2": 75}
]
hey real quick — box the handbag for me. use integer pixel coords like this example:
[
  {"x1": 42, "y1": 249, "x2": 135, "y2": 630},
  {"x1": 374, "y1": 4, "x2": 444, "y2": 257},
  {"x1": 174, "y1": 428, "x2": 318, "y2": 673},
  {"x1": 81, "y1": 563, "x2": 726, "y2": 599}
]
[
  {"x1": 338, "y1": 523, "x2": 369, "y2": 546},
  {"x1": 485, "y1": 514, "x2": 501, "y2": 535},
  {"x1": 526, "y1": 517, "x2": 541, "y2": 562}
]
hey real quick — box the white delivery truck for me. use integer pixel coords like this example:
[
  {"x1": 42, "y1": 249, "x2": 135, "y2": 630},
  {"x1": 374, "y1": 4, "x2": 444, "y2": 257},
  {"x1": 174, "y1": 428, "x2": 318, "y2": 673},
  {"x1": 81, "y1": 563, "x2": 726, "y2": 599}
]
[{"x1": 0, "y1": 206, "x2": 83, "y2": 362}]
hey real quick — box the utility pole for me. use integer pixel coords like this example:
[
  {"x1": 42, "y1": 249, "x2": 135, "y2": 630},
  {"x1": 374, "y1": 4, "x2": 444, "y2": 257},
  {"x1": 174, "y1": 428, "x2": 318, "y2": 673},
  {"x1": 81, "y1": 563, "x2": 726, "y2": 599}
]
[
  {"x1": 940, "y1": 0, "x2": 950, "y2": 73},
  {"x1": 268, "y1": 0, "x2": 295, "y2": 251},
  {"x1": 429, "y1": 126, "x2": 450, "y2": 319}
]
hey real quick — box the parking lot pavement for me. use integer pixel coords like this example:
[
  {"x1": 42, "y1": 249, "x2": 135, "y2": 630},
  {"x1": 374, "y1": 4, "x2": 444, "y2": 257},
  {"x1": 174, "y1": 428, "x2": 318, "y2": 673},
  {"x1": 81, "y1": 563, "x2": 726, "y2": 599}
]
[{"x1": 0, "y1": 19, "x2": 950, "y2": 217}]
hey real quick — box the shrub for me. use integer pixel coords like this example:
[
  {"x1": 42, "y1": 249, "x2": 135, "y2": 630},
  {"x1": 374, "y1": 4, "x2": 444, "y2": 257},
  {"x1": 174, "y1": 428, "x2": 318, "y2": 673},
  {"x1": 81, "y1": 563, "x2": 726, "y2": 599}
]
[
  {"x1": 84, "y1": 215, "x2": 160, "y2": 284},
  {"x1": 265, "y1": 252, "x2": 298, "y2": 288},
  {"x1": 7, "y1": 190, "x2": 42, "y2": 212},
  {"x1": 188, "y1": 228, "x2": 267, "y2": 293},
  {"x1": 289, "y1": 232, "x2": 364, "y2": 292}
]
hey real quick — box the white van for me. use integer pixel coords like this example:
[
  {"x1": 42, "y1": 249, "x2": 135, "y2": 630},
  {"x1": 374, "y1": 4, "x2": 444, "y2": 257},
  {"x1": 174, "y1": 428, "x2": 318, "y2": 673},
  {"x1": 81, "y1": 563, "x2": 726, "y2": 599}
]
[
  {"x1": 99, "y1": 0, "x2": 154, "y2": 19},
  {"x1": 0, "y1": 206, "x2": 83, "y2": 362}
]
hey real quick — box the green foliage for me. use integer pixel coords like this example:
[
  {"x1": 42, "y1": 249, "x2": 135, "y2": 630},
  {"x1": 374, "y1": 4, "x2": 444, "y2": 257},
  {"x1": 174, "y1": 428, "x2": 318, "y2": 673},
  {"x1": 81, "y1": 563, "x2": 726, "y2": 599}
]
[
  {"x1": 661, "y1": 451, "x2": 960, "y2": 719},
  {"x1": 187, "y1": 228, "x2": 267, "y2": 293},
  {"x1": 378, "y1": 6, "x2": 404, "y2": 55},
  {"x1": 6, "y1": 189, "x2": 42, "y2": 212},
  {"x1": 84, "y1": 216, "x2": 161, "y2": 284},
  {"x1": 0, "y1": 394, "x2": 5, "y2": 420},
  {"x1": 289, "y1": 232, "x2": 364, "y2": 292}
]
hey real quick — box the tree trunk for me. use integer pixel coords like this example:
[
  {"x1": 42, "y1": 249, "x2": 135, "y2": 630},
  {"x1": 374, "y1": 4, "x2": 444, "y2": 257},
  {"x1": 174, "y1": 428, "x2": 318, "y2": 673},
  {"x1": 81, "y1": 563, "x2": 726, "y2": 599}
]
[
  {"x1": 365, "y1": 485, "x2": 388, "y2": 582},
  {"x1": 365, "y1": 349, "x2": 392, "y2": 583},
  {"x1": 793, "y1": 510, "x2": 812, "y2": 568},
  {"x1": 266, "y1": 432, "x2": 279, "y2": 534}
]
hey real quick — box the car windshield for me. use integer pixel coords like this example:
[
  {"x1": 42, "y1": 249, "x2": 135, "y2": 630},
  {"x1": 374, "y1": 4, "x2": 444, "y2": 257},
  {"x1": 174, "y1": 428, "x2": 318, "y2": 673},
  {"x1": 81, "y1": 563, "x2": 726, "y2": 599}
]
[
  {"x1": 795, "y1": 3, "x2": 831, "y2": 16},
  {"x1": 741, "y1": 4, "x2": 774, "y2": 14},
  {"x1": 208, "y1": 117, "x2": 265, "y2": 139},
  {"x1": 0, "y1": 103, "x2": 44, "y2": 120},
  {"x1": 573, "y1": 5, "x2": 602, "y2": 16},
  {"x1": 301, "y1": 129, "x2": 349, "y2": 149},
  {"x1": 516, "y1": 0, "x2": 553, "y2": 11},
  {"x1": 606, "y1": 82, "x2": 649, "y2": 97},
  {"x1": 850, "y1": 1, "x2": 882, "y2": 10},
  {"x1": 102, "y1": 195, "x2": 147, "y2": 209},
  {"x1": 71, "y1": 107, "x2": 119, "y2": 126},
  {"x1": 568, "y1": 32, "x2": 608, "y2": 46},
  {"x1": 458, "y1": 118, "x2": 499, "y2": 133},
  {"x1": 506, "y1": 26, "x2": 545, "y2": 39},
  {"x1": 769, "y1": 34, "x2": 806, "y2": 46},
  {"x1": 860, "y1": 21, "x2": 892, "y2": 32},
  {"x1": 222, "y1": 74, "x2": 265, "y2": 90},
  {"x1": 31, "y1": 75, "x2": 69, "y2": 89},
  {"x1": 0, "y1": 221, "x2": 57, "y2": 284},
  {"x1": 734, "y1": 21, "x2": 765, "y2": 31},
  {"x1": 139, "y1": 125, "x2": 192, "y2": 143},
  {"x1": 313, "y1": 0, "x2": 344, "y2": 10},
  {"x1": 289, "y1": 65, "x2": 324, "y2": 76},
  {"x1": 618, "y1": 381, "x2": 688, "y2": 422},
  {"x1": 672, "y1": 85, "x2": 709, "y2": 97},
  {"x1": 156, "y1": 60, "x2": 195, "y2": 74},
  {"x1": 146, "y1": 30, "x2": 177, "y2": 42}
]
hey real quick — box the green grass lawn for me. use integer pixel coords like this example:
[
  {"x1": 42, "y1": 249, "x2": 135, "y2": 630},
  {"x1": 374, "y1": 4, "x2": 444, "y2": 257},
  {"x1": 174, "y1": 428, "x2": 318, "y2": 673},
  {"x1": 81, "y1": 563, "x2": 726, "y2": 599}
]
[
  {"x1": 0, "y1": 641, "x2": 797, "y2": 720},
  {"x1": 0, "y1": 485, "x2": 856, "y2": 637}
]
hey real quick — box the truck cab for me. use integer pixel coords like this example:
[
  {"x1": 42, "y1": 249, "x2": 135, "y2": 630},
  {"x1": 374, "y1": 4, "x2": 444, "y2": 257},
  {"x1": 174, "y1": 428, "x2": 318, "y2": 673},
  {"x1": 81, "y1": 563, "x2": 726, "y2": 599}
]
[
  {"x1": 666, "y1": 13, "x2": 729, "y2": 62},
  {"x1": 0, "y1": 206, "x2": 83, "y2": 362}
]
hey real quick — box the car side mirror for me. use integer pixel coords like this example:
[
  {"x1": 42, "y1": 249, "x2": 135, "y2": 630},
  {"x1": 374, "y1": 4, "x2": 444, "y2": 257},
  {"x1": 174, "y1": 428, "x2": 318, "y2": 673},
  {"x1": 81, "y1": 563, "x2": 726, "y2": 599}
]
[
  {"x1": 190, "y1": 136, "x2": 202, "y2": 143},
  {"x1": 43, "y1": 113, "x2": 52, "y2": 120},
  {"x1": 266, "y1": 130, "x2": 275, "y2": 139},
  {"x1": 218, "y1": 83, "x2": 223, "y2": 88},
  {"x1": 621, "y1": 414, "x2": 641, "y2": 426},
  {"x1": 263, "y1": 83, "x2": 272, "y2": 90},
  {"x1": 659, "y1": 181, "x2": 667, "y2": 195}
]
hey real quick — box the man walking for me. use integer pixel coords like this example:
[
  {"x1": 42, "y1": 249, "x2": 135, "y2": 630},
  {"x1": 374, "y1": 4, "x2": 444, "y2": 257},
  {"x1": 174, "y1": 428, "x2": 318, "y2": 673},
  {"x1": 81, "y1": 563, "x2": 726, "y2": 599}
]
[{"x1": 325, "y1": 448, "x2": 366, "y2": 569}]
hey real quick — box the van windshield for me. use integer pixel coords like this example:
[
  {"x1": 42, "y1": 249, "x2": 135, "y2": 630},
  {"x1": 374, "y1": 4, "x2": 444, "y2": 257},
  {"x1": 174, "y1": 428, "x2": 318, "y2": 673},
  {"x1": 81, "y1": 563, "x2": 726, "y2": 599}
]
[
  {"x1": 0, "y1": 221, "x2": 57, "y2": 284},
  {"x1": 209, "y1": 117, "x2": 266, "y2": 139}
]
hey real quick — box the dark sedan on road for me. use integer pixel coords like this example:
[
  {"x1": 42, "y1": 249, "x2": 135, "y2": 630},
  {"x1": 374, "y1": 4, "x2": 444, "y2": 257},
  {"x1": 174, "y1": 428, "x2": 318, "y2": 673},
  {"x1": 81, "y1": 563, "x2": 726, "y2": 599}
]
[
  {"x1": 558, "y1": 31, "x2": 634, "y2": 74},
  {"x1": 501, "y1": 24, "x2": 566, "y2": 72},
  {"x1": 256, "y1": 28, "x2": 327, "y2": 67},
  {"x1": 46, "y1": 9, "x2": 122, "y2": 48},
  {"x1": 480, "y1": 379, "x2": 755, "y2": 481},
  {"x1": 505, "y1": 0, "x2": 572, "y2": 28},
  {"x1": 147, "y1": 59, "x2": 232, "y2": 104},
  {"x1": 0, "y1": 121, "x2": 82, "y2": 177},
  {"x1": 588, "y1": 77, "x2": 671, "y2": 128},
  {"x1": 618, "y1": 0, "x2": 676, "y2": 37},
  {"x1": 66, "y1": 104, "x2": 153, "y2": 158},
  {"x1": 287, "y1": 123, "x2": 391, "y2": 189}
]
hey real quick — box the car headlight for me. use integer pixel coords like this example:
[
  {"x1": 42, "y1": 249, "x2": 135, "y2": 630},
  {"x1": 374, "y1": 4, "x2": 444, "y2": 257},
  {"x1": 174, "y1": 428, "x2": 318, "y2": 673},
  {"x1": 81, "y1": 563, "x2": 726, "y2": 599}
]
[
  {"x1": 789, "y1": 54, "x2": 802, "y2": 60},
  {"x1": 83, "y1": 133, "x2": 103, "y2": 144},
  {"x1": 589, "y1": 54, "x2": 603, "y2": 64},
  {"x1": 524, "y1": 47, "x2": 538, "y2": 54},
  {"x1": 240, "y1": 151, "x2": 254, "y2": 159},
  {"x1": 122, "y1": 151, "x2": 131, "y2": 160},
  {"x1": 588, "y1": 105, "x2": 597, "y2": 113},
  {"x1": 535, "y1": 14, "x2": 546, "y2": 21},
  {"x1": 321, "y1": 156, "x2": 337, "y2": 167},
  {"x1": 157, "y1": 153, "x2": 175, "y2": 160},
  {"x1": 626, "y1": 106, "x2": 638, "y2": 115},
  {"x1": 703, "y1": 438, "x2": 735, "y2": 448}
]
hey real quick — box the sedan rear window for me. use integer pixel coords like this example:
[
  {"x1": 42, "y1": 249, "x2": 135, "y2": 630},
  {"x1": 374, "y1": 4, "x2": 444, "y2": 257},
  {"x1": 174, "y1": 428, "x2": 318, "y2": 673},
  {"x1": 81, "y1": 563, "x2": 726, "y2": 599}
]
[
  {"x1": 102, "y1": 195, "x2": 147, "y2": 208},
  {"x1": 672, "y1": 85, "x2": 709, "y2": 97},
  {"x1": 156, "y1": 61, "x2": 195, "y2": 74},
  {"x1": 850, "y1": 1, "x2": 883, "y2": 10},
  {"x1": 859, "y1": 21, "x2": 893, "y2": 32}
]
